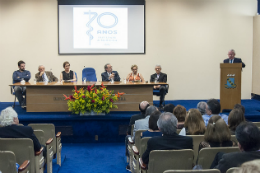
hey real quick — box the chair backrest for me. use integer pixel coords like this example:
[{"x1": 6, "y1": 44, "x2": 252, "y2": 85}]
[
  {"x1": 252, "y1": 122, "x2": 260, "y2": 127},
  {"x1": 0, "y1": 138, "x2": 36, "y2": 173},
  {"x1": 163, "y1": 169, "x2": 221, "y2": 173},
  {"x1": 231, "y1": 135, "x2": 238, "y2": 144},
  {"x1": 176, "y1": 129, "x2": 181, "y2": 134},
  {"x1": 226, "y1": 167, "x2": 239, "y2": 173},
  {"x1": 82, "y1": 67, "x2": 97, "y2": 82},
  {"x1": 140, "y1": 137, "x2": 151, "y2": 157},
  {"x1": 187, "y1": 135, "x2": 204, "y2": 164},
  {"x1": 135, "y1": 130, "x2": 147, "y2": 150},
  {"x1": 131, "y1": 124, "x2": 134, "y2": 137},
  {"x1": 28, "y1": 123, "x2": 57, "y2": 154},
  {"x1": 33, "y1": 130, "x2": 45, "y2": 146},
  {"x1": 0, "y1": 151, "x2": 17, "y2": 173},
  {"x1": 148, "y1": 149, "x2": 194, "y2": 173},
  {"x1": 74, "y1": 72, "x2": 78, "y2": 81},
  {"x1": 197, "y1": 147, "x2": 240, "y2": 169}
]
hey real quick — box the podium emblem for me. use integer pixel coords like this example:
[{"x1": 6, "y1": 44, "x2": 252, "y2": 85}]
[{"x1": 225, "y1": 74, "x2": 236, "y2": 89}]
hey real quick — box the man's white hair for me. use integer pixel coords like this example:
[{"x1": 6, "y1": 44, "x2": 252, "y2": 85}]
[
  {"x1": 0, "y1": 107, "x2": 18, "y2": 126},
  {"x1": 229, "y1": 49, "x2": 235, "y2": 54},
  {"x1": 155, "y1": 65, "x2": 161, "y2": 68},
  {"x1": 38, "y1": 65, "x2": 44, "y2": 70}
]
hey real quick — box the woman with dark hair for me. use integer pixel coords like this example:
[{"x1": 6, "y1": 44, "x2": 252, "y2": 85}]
[
  {"x1": 228, "y1": 108, "x2": 246, "y2": 135},
  {"x1": 173, "y1": 105, "x2": 186, "y2": 129},
  {"x1": 182, "y1": 109, "x2": 206, "y2": 135},
  {"x1": 199, "y1": 115, "x2": 236, "y2": 151},
  {"x1": 60, "y1": 61, "x2": 76, "y2": 82},
  {"x1": 141, "y1": 110, "x2": 162, "y2": 138}
]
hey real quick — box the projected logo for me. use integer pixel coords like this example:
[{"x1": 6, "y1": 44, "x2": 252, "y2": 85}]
[{"x1": 73, "y1": 8, "x2": 128, "y2": 49}]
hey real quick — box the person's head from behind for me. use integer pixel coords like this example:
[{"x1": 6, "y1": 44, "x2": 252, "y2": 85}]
[
  {"x1": 205, "y1": 115, "x2": 231, "y2": 143},
  {"x1": 173, "y1": 105, "x2": 186, "y2": 122},
  {"x1": 233, "y1": 160, "x2": 260, "y2": 173},
  {"x1": 157, "y1": 112, "x2": 178, "y2": 135},
  {"x1": 131, "y1": 65, "x2": 138, "y2": 75},
  {"x1": 184, "y1": 109, "x2": 206, "y2": 135},
  {"x1": 104, "y1": 63, "x2": 112, "y2": 73},
  {"x1": 139, "y1": 101, "x2": 150, "y2": 114},
  {"x1": 18, "y1": 60, "x2": 25, "y2": 71},
  {"x1": 63, "y1": 61, "x2": 70, "y2": 71},
  {"x1": 234, "y1": 104, "x2": 245, "y2": 114},
  {"x1": 149, "y1": 110, "x2": 161, "y2": 131},
  {"x1": 197, "y1": 101, "x2": 207, "y2": 115},
  {"x1": 163, "y1": 104, "x2": 175, "y2": 113},
  {"x1": 228, "y1": 108, "x2": 245, "y2": 132},
  {"x1": 235, "y1": 122, "x2": 260, "y2": 152},
  {"x1": 0, "y1": 107, "x2": 19, "y2": 126},
  {"x1": 206, "y1": 99, "x2": 221, "y2": 115},
  {"x1": 145, "y1": 105, "x2": 158, "y2": 117}
]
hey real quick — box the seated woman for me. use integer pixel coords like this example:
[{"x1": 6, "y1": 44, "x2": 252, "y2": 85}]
[
  {"x1": 126, "y1": 64, "x2": 145, "y2": 82},
  {"x1": 173, "y1": 105, "x2": 187, "y2": 129},
  {"x1": 180, "y1": 109, "x2": 206, "y2": 135},
  {"x1": 141, "y1": 110, "x2": 162, "y2": 138},
  {"x1": 60, "y1": 61, "x2": 76, "y2": 82},
  {"x1": 228, "y1": 108, "x2": 246, "y2": 135},
  {"x1": 199, "y1": 115, "x2": 236, "y2": 151}
]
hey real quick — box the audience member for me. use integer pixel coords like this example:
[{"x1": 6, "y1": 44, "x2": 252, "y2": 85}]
[
  {"x1": 60, "y1": 61, "x2": 76, "y2": 82},
  {"x1": 233, "y1": 160, "x2": 260, "y2": 173},
  {"x1": 228, "y1": 108, "x2": 246, "y2": 135},
  {"x1": 199, "y1": 115, "x2": 235, "y2": 151},
  {"x1": 163, "y1": 103, "x2": 175, "y2": 113},
  {"x1": 180, "y1": 109, "x2": 206, "y2": 135},
  {"x1": 126, "y1": 64, "x2": 145, "y2": 82},
  {"x1": 213, "y1": 122, "x2": 260, "y2": 173},
  {"x1": 141, "y1": 112, "x2": 193, "y2": 165},
  {"x1": 101, "y1": 63, "x2": 120, "y2": 82},
  {"x1": 150, "y1": 65, "x2": 167, "y2": 109},
  {"x1": 133, "y1": 105, "x2": 158, "y2": 140},
  {"x1": 35, "y1": 65, "x2": 58, "y2": 82},
  {"x1": 141, "y1": 110, "x2": 162, "y2": 138},
  {"x1": 234, "y1": 104, "x2": 245, "y2": 114},
  {"x1": 197, "y1": 101, "x2": 207, "y2": 115},
  {"x1": 12, "y1": 60, "x2": 31, "y2": 108},
  {"x1": 202, "y1": 99, "x2": 228, "y2": 126},
  {"x1": 173, "y1": 105, "x2": 186, "y2": 129},
  {"x1": 0, "y1": 107, "x2": 41, "y2": 152}
]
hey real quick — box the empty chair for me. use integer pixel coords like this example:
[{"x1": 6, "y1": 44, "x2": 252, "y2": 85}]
[
  {"x1": 252, "y1": 122, "x2": 260, "y2": 127},
  {"x1": 226, "y1": 167, "x2": 239, "y2": 173},
  {"x1": 197, "y1": 147, "x2": 240, "y2": 169},
  {"x1": 140, "y1": 149, "x2": 194, "y2": 173},
  {"x1": 187, "y1": 135, "x2": 204, "y2": 164},
  {"x1": 82, "y1": 67, "x2": 97, "y2": 82},
  {"x1": 0, "y1": 151, "x2": 30, "y2": 173},
  {"x1": 28, "y1": 123, "x2": 62, "y2": 166},
  {"x1": 163, "y1": 169, "x2": 221, "y2": 173}
]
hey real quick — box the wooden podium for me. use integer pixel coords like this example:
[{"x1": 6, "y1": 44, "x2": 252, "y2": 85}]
[{"x1": 220, "y1": 63, "x2": 242, "y2": 111}]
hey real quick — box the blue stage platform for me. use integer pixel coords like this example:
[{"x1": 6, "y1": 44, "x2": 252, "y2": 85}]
[{"x1": 1, "y1": 99, "x2": 260, "y2": 143}]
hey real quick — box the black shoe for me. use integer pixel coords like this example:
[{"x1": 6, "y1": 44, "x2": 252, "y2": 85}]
[{"x1": 126, "y1": 164, "x2": 131, "y2": 172}]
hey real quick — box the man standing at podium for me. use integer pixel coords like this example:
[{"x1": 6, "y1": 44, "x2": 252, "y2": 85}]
[{"x1": 223, "y1": 49, "x2": 246, "y2": 68}]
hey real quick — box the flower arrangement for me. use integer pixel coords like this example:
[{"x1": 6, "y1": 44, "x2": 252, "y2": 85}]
[{"x1": 63, "y1": 83, "x2": 125, "y2": 114}]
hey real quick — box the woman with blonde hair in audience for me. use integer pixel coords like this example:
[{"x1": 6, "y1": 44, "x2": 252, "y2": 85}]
[
  {"x1": 173, "y1": 105, "x2": 187, "y2": 129},
  {"x1": 180, "y1": 109, "x2": 206, "y2": 135},
  {"x1": 60, "y1": 61, "x2": 76, "y2": 82},
  {"x1": 228, "y1": 108, "x2": 246, "y2": 135},
  {"x1": 234, "y1": 159, "x2": 260, "y2": 173},
  {"x1": 126, "y1": 64, "x2": 144, "y2": 82},
  {"x1": 199, "y1": 115, "x2": 236, "y2": 151}
]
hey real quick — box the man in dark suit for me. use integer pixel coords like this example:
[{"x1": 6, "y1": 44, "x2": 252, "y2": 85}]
[
  {"x1": 223, "y1": 49, "x2": 246, "y2": 68},
  {"x1": 212, "y1": 122, "x2": 260, "y2": 173},
  {"x1": 141, "y1": 112, "x2": 193, "y2": 165},
  {"x1": 101, "y1": 63, "x2": 120, "y2": 82},
  {"x1": 35, "y1": 65, "x2": 58, "y2": 82},
  {"x1": 150, "y1": 65, "x2": 167, "y2": 109},
  {"x1": 0, "y1": 107, "x2": 42, "y2": 152}
]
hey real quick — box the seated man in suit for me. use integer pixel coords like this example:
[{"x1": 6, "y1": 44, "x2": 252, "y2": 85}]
[
  {"x1": 212, "y1": 122, "x2": 260, "y2": 173},
  {"x1": 150, "y1": 65, "x2": 167, "y2": 109},
  {"x1": 141, "y1": 112, "x2": 193, "y2": 165},
  {"x1": 35, "y1": 65, "x2": 58, "y2": 82},
  {"x1": 0, "y1": 107, "x2": 42, "y2": 152},
  {"x1": 101, "y1": 63, "x2": 120, "y2": 82},
  {"x1": 12, "y1": 60, "x2": 31, "y2": 108},
  {"x1": 223, "y1": 49, "x2": 245, "y2": 68}
]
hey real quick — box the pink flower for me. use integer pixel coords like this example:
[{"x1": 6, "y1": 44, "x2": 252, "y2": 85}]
[
  {"x1": 109, "y1": 98, "x2": 113, "y2": 102},
  {"x1": 82, "y1": 95, "x2": 86, "y2": 99},
  {"x1": 69, "y1": 95, "x2": 75, "y2": 100},
  {"x1": 87, "y1": 86, "x2": 91, "y2": 92},
  {"x1": 91, "y1": 100, "x2": 95, "y2": 103}
]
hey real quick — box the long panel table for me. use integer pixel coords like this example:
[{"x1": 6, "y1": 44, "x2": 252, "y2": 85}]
[{"x1": 10, "y1": 81, "x2": 167, "y2": 112}]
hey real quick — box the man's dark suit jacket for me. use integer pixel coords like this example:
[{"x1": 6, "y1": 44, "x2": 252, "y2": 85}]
[
  {"x1": 214, "y1": 151, "x2": 260, "y2": 173},
  {"x1": 127, "y1": 113, "x2": 145, "y2": 135},
  {"x1": 142, "y1": 133, "x2": 193, "y2": 164},
  {"x1": 0, "y1": 124, "x2": 41, "y2": 152},
  {"x1": 150, "y1": 73, "x2": 167, "y2": 83},
  {"x1": 35, "y1": 71, "x2": 58, "y2": 82},
  {"x1": 101, "y1": 71, "x2": 120, "y2": 81},
  {"x1": 223, "y1": 57, "x2": 246, "y2": 68}
]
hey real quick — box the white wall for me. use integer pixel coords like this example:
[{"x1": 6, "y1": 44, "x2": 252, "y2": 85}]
[
  {"x1": 0, "y1": 0, "x2": 257, "y2": 102},
  {"x1": 253, "y1": 15, "x2": 260, "y2": 95}
]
